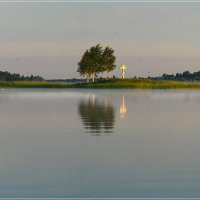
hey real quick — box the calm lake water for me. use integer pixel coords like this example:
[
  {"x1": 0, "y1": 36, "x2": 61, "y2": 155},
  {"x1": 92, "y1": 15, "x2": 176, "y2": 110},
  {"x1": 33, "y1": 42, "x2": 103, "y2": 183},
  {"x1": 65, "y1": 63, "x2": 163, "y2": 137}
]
[{"x1": 0, "y1": 89, "x2": 200, "y2": 198}]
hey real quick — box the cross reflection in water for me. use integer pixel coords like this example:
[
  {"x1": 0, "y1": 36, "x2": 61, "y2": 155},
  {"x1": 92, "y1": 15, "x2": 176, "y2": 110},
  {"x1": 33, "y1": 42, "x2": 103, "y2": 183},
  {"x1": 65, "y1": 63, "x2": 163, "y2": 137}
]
[
  {"x1": 120, "y1": 95, "x2": 127, "y2": 119},
  {"x1": 78, "y1": 95, "x2": 115, "y2": 135}
]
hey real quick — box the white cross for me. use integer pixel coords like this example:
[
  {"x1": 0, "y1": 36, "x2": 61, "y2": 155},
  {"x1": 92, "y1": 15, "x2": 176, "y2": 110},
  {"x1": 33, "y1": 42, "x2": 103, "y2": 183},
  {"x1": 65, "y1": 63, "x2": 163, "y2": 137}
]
[{"x1": 120, "y1": 64, "x2": 126, "y2": 79}]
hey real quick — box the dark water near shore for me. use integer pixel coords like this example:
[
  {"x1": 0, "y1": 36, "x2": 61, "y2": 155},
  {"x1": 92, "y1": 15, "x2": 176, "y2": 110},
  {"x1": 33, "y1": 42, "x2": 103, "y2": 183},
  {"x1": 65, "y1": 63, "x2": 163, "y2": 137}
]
[{"x1": 0, "y1": 89, "x2": 200, "y2": 198}]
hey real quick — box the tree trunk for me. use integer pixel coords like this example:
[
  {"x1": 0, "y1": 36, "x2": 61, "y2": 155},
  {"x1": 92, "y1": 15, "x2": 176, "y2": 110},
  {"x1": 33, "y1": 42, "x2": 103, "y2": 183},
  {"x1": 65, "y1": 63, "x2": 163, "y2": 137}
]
[
  {"x1": 86, "y1": 74, "x2": 90, "y2": 83},
  {"x1": 92, "y1": 73, "x2": 95, "y2": 82},
  {"x1": 106, "y1": 71, "x2": 109, "y2": 80}
]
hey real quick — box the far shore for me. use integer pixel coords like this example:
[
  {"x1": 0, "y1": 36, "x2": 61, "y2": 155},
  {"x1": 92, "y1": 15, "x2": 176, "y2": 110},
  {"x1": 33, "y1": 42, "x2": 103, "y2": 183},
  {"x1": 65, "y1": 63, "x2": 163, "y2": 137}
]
[{"x1": 1, "y1": 79, "x2": 200, "y2": 89}]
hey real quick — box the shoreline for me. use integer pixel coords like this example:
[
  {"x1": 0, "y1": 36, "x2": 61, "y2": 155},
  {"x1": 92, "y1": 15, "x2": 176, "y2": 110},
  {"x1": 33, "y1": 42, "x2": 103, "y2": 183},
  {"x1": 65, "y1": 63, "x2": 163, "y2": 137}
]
[{"x1": 1, "y1": 79, "x2": 200, "y2": 89}]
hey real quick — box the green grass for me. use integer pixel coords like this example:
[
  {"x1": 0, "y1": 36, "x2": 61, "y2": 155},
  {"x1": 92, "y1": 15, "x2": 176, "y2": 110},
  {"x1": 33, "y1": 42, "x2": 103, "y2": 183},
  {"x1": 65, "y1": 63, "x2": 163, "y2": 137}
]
[
  {"x1": 0, "y1": 79, "x2": 200, "y2": 89},
  {"x1": 73, "y1": 78, "x2": 200, "y2": 89},
  {"x1": 0, "y1": 81, "x2": 72, "y2": 88}
]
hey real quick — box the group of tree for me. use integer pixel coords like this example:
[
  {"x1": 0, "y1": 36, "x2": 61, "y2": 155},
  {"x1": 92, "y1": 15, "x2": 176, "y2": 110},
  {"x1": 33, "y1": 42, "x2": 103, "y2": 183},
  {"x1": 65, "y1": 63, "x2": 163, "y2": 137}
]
[
  {"x1": 77, "y1": 44, "x2": 116, "y2": 82},
  {"x1": 155, "y1": 70, "x2": 200, "y2": 81},
  {"x1": 0, "y1": 71, "x2": 44, "y2": 81}
]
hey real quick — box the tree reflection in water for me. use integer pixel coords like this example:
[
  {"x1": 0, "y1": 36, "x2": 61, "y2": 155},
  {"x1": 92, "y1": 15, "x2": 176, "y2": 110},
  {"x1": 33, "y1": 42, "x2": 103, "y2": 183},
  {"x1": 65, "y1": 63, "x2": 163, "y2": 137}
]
[{"x1": 78, "y1": 95, "x2": 115, "y2": 135}]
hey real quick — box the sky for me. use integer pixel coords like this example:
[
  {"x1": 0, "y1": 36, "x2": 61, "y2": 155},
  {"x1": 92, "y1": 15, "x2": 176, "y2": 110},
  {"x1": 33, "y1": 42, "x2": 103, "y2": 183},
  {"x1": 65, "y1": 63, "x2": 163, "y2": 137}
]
[{"x1": 0, "y1": 1, "x2": 200, "y2": 79}]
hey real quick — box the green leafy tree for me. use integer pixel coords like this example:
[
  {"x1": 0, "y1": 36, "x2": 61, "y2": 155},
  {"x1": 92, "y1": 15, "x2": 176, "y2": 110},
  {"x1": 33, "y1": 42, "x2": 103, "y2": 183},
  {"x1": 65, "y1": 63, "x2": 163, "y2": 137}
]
[
  {"x1": 77, "y1": 50, "x2": 91, "y2": 82},
  {"x1": 78, "y1": 44, "x2": 116, "y2": 82},
  {"x1": 102, "y1": 47, "x2": 116, "y2": 79},
  {"x1": 78, "y1": 44, "x2": 103, "y2": 82}
]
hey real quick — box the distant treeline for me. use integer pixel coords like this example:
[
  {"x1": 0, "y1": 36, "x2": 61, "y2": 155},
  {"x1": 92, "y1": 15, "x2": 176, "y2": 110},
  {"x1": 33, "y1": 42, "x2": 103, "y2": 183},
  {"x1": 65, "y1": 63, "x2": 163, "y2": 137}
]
[
  {"x1": 0, "y1": 71, "x2": 44, "y2": 81},
  {"x1": 155, "y1": 70, "x2": 200, "y2": 81},
  {"x1": 46, "y1": 78, "x2": 85, "y2": 83}
]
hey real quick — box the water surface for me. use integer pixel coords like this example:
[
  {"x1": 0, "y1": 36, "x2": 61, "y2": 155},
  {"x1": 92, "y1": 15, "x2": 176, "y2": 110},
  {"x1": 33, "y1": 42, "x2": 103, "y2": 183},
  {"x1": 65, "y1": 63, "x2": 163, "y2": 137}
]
[{"x1": 0, "y1": 89, "x2": 200, "y2": 198}]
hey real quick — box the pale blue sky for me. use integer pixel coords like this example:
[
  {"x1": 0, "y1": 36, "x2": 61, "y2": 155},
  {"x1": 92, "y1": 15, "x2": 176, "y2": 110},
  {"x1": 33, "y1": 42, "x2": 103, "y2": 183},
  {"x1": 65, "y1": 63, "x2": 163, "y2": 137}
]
[{"x1": 0, "y1": 2, "x2": 200, "y2": 79}]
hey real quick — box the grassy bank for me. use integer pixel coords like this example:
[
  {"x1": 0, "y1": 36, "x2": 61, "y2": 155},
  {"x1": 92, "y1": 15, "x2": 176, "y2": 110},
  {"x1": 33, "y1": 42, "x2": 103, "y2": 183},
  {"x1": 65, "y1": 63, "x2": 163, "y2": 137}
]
[
  {"x1": 0, "y1": 81, "x2": 72, "y2": 88},
  {"x1": 1, "y1": 79, "x2": 200, "y2": 89},
  {"x1": 73, "y1": 78, "x2": 200, "y2": 89}
]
